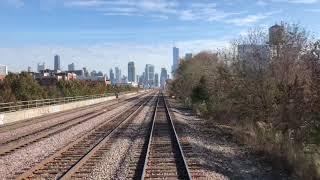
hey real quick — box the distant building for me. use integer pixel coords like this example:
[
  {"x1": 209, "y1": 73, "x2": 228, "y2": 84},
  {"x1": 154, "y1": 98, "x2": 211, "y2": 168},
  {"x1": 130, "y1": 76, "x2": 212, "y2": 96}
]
[
  {"x1": 83, "y1": 67, "x2": 89, "y2": 77},
  {"x1": 0, "y1": 64, "x2": 8, "y2": 81},
  {"x1": 145, "y1": 64, "x2": 155, "y2": 87},
  {"x1": 121, "y1": 75, "x2": 128, "y2": 84},
  {"x1": 128, "y1": 61, "x2": 136, "y2": 83},
  {"x1": 54, "y1": 55, "x2": 61, "y2": 71},
  {"x1": 138, "y1": 73, "x2": 144, "y2": 85},
  {"x1": 115, "y1": 67, "x2": 121, "y2": 83},
  {"x1": 172, "y1": 47, "x2": 179, "y2": 73},
  {"x1": 37, "y1": 63, "x2": 46, "y2": 72},
  {"x1": 160, "y1": 68, "x2": 168, "y2": 88},
  {"x1": 66, "y1": 70, "x2": 84, "y2": 77},
  {"x1": 269, "y1": 24, "x2": 285, "y2": 57},
  {"x1": 154, "y1": 73, "x2": 159, "y2": 87},
  {"x1": 185, "y1": 53, "x2": 193, "y2": 60},
  {"x1": 90, "y1": 70, "x2": 97, "y2": 77},
  {"x1": 269, "y1": 24, "x2": 285, "y2": 46},
  {"x1": 109, "y1": 69, "x2": 115, "y2": 84},
  {"x1": 27, "y1": 66, "x2": 32, "y2": 72},
  {"x1": 68, "y1": 63, "x2": 75, "y2": 71},
  {"x1": 97, "y1": 71, "x2": 103, "y2": 77}
]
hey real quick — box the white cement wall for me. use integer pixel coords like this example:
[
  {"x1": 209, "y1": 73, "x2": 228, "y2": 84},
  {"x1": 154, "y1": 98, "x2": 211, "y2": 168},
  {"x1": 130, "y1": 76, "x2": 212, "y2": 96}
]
[{"x1": 0, "y1": 92, "x2": 140, "y2": 125}]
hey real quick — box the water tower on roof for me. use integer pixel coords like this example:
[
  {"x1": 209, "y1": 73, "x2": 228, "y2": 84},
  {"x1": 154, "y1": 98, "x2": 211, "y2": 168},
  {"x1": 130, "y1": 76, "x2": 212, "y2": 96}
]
[{"x1": 269, "y1": 24, "x2": 285, "y2": 46}]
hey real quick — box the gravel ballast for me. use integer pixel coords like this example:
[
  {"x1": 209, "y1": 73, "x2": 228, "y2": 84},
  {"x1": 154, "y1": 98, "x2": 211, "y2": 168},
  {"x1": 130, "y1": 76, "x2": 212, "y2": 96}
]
[
  {"x1": 168, "y1": 98, "x2": 293, "y2": 180},
  {"x1": 84, "y1": 95, "x2": 156, "y2": 179},
  {"x1": 0, "y1": 93, "x2": 150, "y2": 179},
  {"x1": 0, "y1": 93, "x2": 142, "y2": 143}
]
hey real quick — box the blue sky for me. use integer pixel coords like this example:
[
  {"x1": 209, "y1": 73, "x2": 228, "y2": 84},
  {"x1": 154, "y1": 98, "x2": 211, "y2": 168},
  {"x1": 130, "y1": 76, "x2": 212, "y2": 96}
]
[{"x1": 1, "y1": 0, "x2": 320, "y2": 75}]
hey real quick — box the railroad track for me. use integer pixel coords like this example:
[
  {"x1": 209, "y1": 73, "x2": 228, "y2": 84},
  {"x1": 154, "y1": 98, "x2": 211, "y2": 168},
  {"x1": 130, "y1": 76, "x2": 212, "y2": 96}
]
[
  {"x1": 0, "y1": 93, "x2": 140, "y2": 133},
  {"x1": 136, "y1": 93, "x2": 192, "y2": 179},
  {"x1": 0, "y1": 93, "x2": 147, "y2": 156},
  {"x1": 16, "y1": 94, "x2": 155, "y2": 179}
]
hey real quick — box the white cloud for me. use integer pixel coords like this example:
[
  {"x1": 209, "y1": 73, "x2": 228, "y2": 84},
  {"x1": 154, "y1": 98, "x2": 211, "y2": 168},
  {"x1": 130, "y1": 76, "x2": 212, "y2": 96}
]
[
  {"x1": 305, "y1": 8, "x2": 320, "y2": 12},
  {"x1": 63, "y1": 1, "x2": 246, "y2": 23},
  {"x1": 226, "y1": 11, "x2": 281, "y2": 26},
  {"x1": 1, "y1": 0, "x2": 24, "y2": 8},
  {"x1": 226, "y1": 14, "x2": 269, "y2": 26},
  {"x1": 256, "y1": 0, "x2": 268, "y2": 6},
  {"x1": 273, "y1": 0, "x2": 319, "y2": 3}
]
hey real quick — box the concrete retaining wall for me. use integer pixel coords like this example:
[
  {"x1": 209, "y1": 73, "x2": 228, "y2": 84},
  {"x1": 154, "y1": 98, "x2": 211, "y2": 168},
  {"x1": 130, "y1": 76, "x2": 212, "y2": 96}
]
[{"x1": 0, "y1": 92, "x2": 139, "y2": 125}]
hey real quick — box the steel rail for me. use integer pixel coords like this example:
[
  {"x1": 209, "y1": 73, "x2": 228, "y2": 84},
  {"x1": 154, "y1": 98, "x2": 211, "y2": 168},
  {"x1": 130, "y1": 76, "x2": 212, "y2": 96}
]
[
  {"x1": 59, "y1": 94, "x2": 156, "y2": 180},
  {"x1": 0, "y1": 93, "x2": 146, "y2": 156},
  {"x1": 140, "y1": 94, "x2": 159, "y2": 179},
  {"x1": 140, "y1": 93, "x2": 192, "y2": 180},
  {"x1": 163, "y1": 93, "x2": 192, "y2": 180},
  {"x1": 16, "y1": 94, "x2": 155, "y2": 179}
]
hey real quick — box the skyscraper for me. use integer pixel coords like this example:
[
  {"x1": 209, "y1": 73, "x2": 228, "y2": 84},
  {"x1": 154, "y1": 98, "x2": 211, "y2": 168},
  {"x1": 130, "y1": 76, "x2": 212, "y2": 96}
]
[
  {"x1": 83, "y1": 67, "x2": 89, "y2": 77},
  {"x1": 115, "y1": 67, "x2": 121, "y2": 83},
  {"x1": 54, "y1": 55, "x2": 61, "y2": 71},
  {"x1": 160, "y1": 68, "x2": 168, "y2": 88},
  {"x1": 68, "y1": 63, "x2": 75, "y2": 71},
  {"x1": 128, "y1": 61, "x2": 136, "y2": 82},
  {"x1": 185, "y1": 53, "x2": 193, "y2": 60},
  {"x1": 0, "y1": 64, "x2": 8, "y2": 76},
  {"x1": 145, "y1": 64, "x2": 155, "y2": 87},
  {"x1": 154, "y1": 73, "x2": 159, "y2": 87},
  {"x1": 0, "y1": 64, "x2": 7, "y2": 80},
  {"x1": 37, "y1": 62, "x2": 46, "y2": 72},
  {"x1": 109, "y1": 69, "x2": 115, "y2": 84},
  {"x1": 172, "y1": 47, "x2": 179, "y2": 72}
]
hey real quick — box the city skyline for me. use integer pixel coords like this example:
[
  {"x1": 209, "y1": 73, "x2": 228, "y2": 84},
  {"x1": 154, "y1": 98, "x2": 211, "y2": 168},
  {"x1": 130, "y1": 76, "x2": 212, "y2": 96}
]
[
  {"x1": 1, "y1": 0, "x2": 320, "y2": 75},
  {"x1": 15, "y1": 51, "x2": 174, "y2": 80}
]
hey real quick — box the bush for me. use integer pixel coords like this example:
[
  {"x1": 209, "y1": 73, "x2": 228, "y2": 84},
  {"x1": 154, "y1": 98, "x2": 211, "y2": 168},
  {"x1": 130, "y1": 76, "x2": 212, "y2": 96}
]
[{"x1": 169, "y1": 23, "x2": 320, "y2": 179}]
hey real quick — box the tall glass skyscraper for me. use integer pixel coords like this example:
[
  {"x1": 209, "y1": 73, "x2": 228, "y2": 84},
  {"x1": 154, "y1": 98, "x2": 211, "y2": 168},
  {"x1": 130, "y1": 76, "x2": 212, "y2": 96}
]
[
  {"x1": 172, "y1": 47, "x2": 179, "y2": 72},
  {"x1": 115, "y1": 67, "x2": 121, "y2": 83},
  {"x1": 128, "y1": 61, "x2": 136, "y2": 83},
  {"x1": 145, "y1": 64, "x2": 155, "y2": 87},
  {"x1": 160, "y1": 68, "x2": 168, "y2": 88},
  {"x1": 54, "y1": 55, "x2": 61, "y2": 71}
]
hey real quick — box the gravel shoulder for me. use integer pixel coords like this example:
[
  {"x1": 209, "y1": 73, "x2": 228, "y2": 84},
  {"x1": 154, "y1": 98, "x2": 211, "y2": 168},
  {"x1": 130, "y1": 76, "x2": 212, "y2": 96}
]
[{"x1": 168, "y1": 98, "x2": 293, "y2": 180}]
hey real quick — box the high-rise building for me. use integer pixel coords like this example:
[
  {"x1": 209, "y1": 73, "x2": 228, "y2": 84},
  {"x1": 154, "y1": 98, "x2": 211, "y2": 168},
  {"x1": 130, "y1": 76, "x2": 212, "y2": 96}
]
[
  {"x1": 83, "y1": 67, "x2": 89, "y2": 77},
  {"x1": 90, "y1": 70, "x2": 97, "y2": 77},
  {"x1": 138, "y1": 75, "x2": 144, "y2": 85},
  {"x1": 160, "y1": 68, "x2": 168, "y2": 88},
  {"x1": 0, "y1": 64, "x2": 8, "y2": 76},
  {"x1": 109, "y1": 69, "x2": 115, "y2": 84},
  {"x1": 97, "y1": 71, "x2": 103, "y2": 76},
  {"x1": 185, "y1": 53, "x2": 193, "y2": 60},
  {"x1": 0, "y1": 64, "x2": 7, "y2": 80},
  {"x1": 54, "y1": 55, "x2": 61, "y2": 71},
  {"x1": 68, "y1": 63, "x2": 75, "y2": 71},
  {"x1": 115, "y1": 67, "x2": 121, "y2": 83},
  {"x1": 37, "y1": 63, "x2": 46, "y2": 72},
  {"x1": 27, "y1": 66, "x2": 32, "y2": 72},
  {"x1": 128, "y1": 61, "x2": 136, "y2": 82},
  {"x1": 172, "y1": 47, "x2": 179, "y2": 72},
  {"x1": 154, "y1": 73, "x2": 159, "y2": 87},
  {"x1": 145, "y1": 64, "x2": 155, "y2": 87}
]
